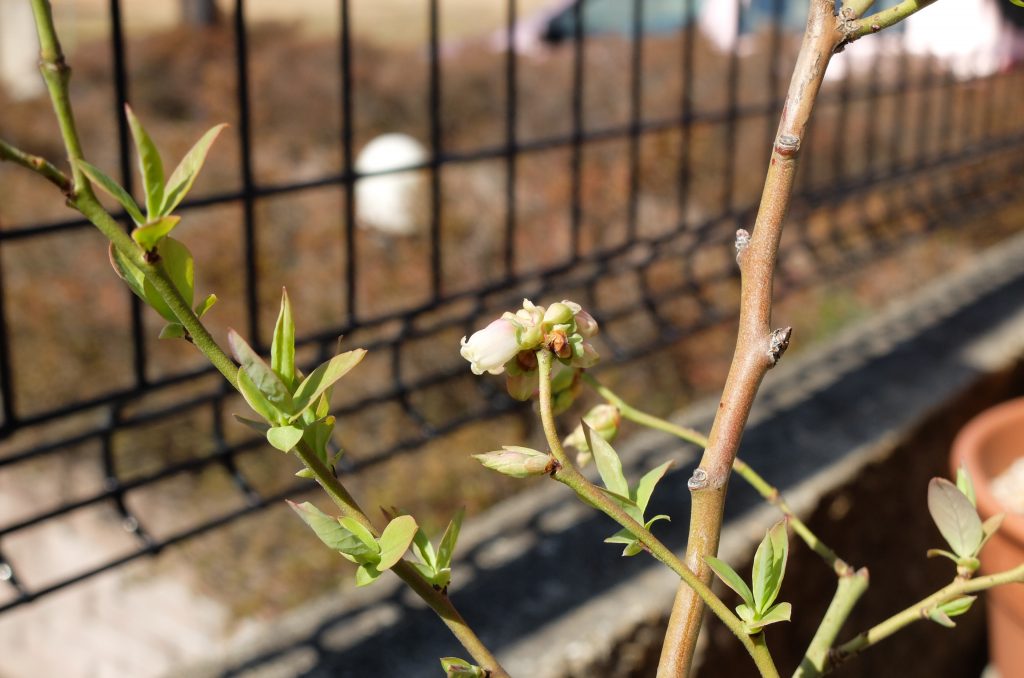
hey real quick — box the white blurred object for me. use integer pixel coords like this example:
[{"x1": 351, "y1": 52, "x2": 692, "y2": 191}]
[
  {"x1": 354, "y1": 133, "x2": 428, "y2": 237},
  {"x1": 903, "y1": 0, "x2": 1024, "y2": 79},
  {"x1": 0, "y1": 0, "x2": 45, "y2": 100}
]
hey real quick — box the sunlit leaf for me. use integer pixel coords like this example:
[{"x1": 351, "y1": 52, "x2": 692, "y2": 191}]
[
  {"x1": 158, "y1": 322, "x2": 186, "y2": 340},
  {"x1": 232, "y1": 414, "x2": 270, "y2": 434},
  {"x1": 752, "y1": 521, "x2": 788, "y2": 614},
  {"x1": 271, "y1": 288, "x2": 296, "y2": 389},
  {"x1": 586, "y1": 424, "x2": 628, "y2": 497},
  {"x1": 633, "y1": 460, "x2": 673, "y2": 513},
  {"x1": 928, "y1": 478, "x2": 983, "y2": 558},
  {"x1": 745, "y1": 602, "x2": 792, "y2": 633},
  {"x1": 236, "y1": 369, "x2": 282, "y2": 425},
  {"x1": 228, "y1": 330, "x2": 293, "y2": 411},
  {"x1": 290, "y1": 349, "x2": 367, "y2": 419},
  {"x1": 436, "y1": 508, "x2": 465, "y2": 570},
  {"x1": 266, "y1": 424, "x2": 304, "y2": 452},
  {"x1": 288, "y1": 501, "x2": 364, "y2": 555},
  {"x1": 193, "y1": 293, "x2": 217, "y2": 319},
  {"x1": 339, "y1": 516, "x2": 380, "y2": 557},
  {"x1": 355, "y1": 562, "x2": 382, "y2": 587},
  {"x1": 76, "y1": 159, "x2": 144, "y2": 224},
  {"x1": 125, "y1": 105, "x2": 165, "y2": 219},
  {"x1": 131, "y1": 216, "x2": 180, "y2": 251},
  {"x1": 706, "y1": 555, "x2": 755, "y2": 607},
  {"x1": 161, "y1": 123, "x2": 228, "y2": 215},
  {"x1": 377, "y1": 515, "x2": 418, "y2": 571},
  {"x1": 956, "y1": 465, "x2": 977, "y2": 508}
]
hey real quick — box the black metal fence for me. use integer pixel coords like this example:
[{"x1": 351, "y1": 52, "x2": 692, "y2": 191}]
[{"x1": 0, "y1": 0, "x2": 1022, "y2": 614}]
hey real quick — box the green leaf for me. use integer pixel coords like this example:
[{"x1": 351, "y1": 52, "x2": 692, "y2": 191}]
[
  {"x1": 752, "y1": 521, "x2": 789, "y2": 615},
  {"x1": 194, "y1": 293, "x2": 217, "y2": 319},
  {"x1": 604, "y1": 527, "x2": 637, "y2": 546},
  {"x1": 633, "y1": 460, "x2": 673, "y2": 513},
  {"x1": 355, "y1": 562, "x2": 382, "y2": 587},
  {"x1": 158, "y1": 322, "x2": 186, "y2": 340},
  {"x1": 436, "y1": 507, "x2": 465, "y2": 570},
  {"x1": 412, "y1": 529, "x2": 438, "y2": 570},
  {"x1": 621, "y1": 541, "x2": 644, "y2": 557},
  {"x1": 149, "y1": 236, "x2": 195, "y2": 308},
  {"x1": 979, "y1": 513, "x2": 1006, "y2": 552},
  {"x1": 108, "y1": 243, "x2": 177, "y2": 323},
  {"x1": 266, "y1": 425, "x2": 304, "y2": 452},
  {"x1": 290, "y1": 349, "x2": 367, "y2": 420},
  {"x1": 1012, "y1": 0, "x2": 1024, "y2": 8},
  {"x1": 377, "y1": 515, "x2": 418, "y2": 571},
  {"x1": 938, "y1": 595, "x2": 976, "y2": 619},
  {"x1": 125, "y1": 105, "x2": 165, "y2": 219},
  {"x1": 161, "y1": 123, "x2": 228, "y2": 215},
  {"x1": 928, "y1": 607, "x2": 956, "y2": 628},
  {"x1": 232, "y1": 414, "x2": 270, "y2": 434},
  {"x1": 705, "y1": 555, "x2": 754, "y2": 608},
  {"x1": 339, "y1": 516, "x2": 380, "y2": 558},
  {"x1": 131, "y1": 216, "x2": 180, "y2": 251},
  {"x1": 288, "y1": 501, "x2": 367, "y2": 556},
  {"x1": 745, "y1": 602, "x2": 792, "y2": 633},
  {"x1": 956, "y1": 465, "x2": 977, "y2": 508},
  {"x1": 736, "y1": 603, "x2": 756, "y2": 624},
  {"x1": 585, "y1": 423, "x2": 629, "y2": 497},
  {"x1": 928, "y1": 478, "x2": 983, "y2": 558},
  {"x1": 294, "y1": 467, "x2": 315, "y2": 479},
  {"x1": 271, "y1": 288, "x2": 296, "y2": 389},
  {"x1": 236, "y1": 369, "x2": 282, "y2": 424},
  {"x1": 76, "y1": 159, "x2": 145, "y2": 224},
  {"x1": 440, "y1": 657, "x2": 487, "y2": 678},
  {"x1": 228, "y1": 330, "x2": 294, "y2": 411}
]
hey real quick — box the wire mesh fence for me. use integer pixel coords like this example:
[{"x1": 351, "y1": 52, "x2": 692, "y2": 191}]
[{"x1": 0, "y1": 0, "x2": 1022, "y2": 615}]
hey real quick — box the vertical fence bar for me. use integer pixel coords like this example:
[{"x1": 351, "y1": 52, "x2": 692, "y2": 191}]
[
  {"x1": 109, "y1": 0, "x2": 148, "y2": 387},
  {"x1": 676, "y1": 0, "x2": 695, "y2": 227},
  {"x1": 233, "y1": 0, "x2": 261, "y2": 347},
  {"x1": 719, "y1": 0, "x2": 741, "y2": 218},
  {"x1": 504, "y1": 0, "x2": 518, "y2": 278},
  {"x1": 569, "y1": 0, "x2": 584, "y2": 259},
  {"x1": 339, "y1": 0, "x2": 357, "y2": 324},
  {"x1": 625, "y1": 0, "x2": 643, "y2": 242},
  {"x1": 428, "y1": 0, "x2": 443, "y2": 300}
]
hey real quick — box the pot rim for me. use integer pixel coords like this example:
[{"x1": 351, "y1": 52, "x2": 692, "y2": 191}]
[{"x1": 950, "y1": 396, "x2": 1024, "y2": 547}]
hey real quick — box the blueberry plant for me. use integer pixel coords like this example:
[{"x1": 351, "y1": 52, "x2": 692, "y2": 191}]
[{"x1": 2, "y1": 1, "x2": 1023, "y2": 676}]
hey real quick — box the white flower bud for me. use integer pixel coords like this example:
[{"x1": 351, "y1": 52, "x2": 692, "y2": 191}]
[
  {"x1": 573, "y1": 310, "x2": 599, "y2": 338},
  {"x1": 460, "y1": 318, "x2": 521, "y2": 375}
]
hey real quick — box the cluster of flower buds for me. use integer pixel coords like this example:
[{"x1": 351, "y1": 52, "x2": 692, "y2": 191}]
[{"x1": 460, "y1": 299, "x2": 599, "y2": 403}]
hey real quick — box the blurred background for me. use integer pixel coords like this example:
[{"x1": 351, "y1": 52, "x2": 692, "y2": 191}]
[{"x1": 0, "y1": 0, "x2": 1022, "y2": 675}]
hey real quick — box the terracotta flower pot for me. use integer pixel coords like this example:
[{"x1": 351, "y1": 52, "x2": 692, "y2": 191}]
[{"x1": 951, "y1": 397, "x2": 1024, "y2": 678}]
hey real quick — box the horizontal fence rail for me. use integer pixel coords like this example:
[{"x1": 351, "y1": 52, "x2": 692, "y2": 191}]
[{"x1": 0, "y1": 0, "x2": 1022, "y2": 613}]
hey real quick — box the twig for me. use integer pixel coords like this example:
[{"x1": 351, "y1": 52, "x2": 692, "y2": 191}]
[
  {"x1": 828, "y1": 563, "x2": 1024, "y2": 670},
  {"x1": 658, "y1": 2, "x2": 844, "y2": 673},
  {"x1": 793, "y1": 568, "x2": 869, "y2": 678},
  {"x1": 840, "y1": 0, "x2": 940, "y2": 43},
  {"x1": 0, "y1": 139, "x2": 71, "y2": 193},
  {"x1": 539, "y1": 352, "x2": 779, "y2": 677}
]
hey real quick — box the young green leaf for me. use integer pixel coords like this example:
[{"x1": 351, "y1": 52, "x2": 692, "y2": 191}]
[
  {"x1": 290, "y1": 349, "x2": 367, "y2": 419},
  {"x1": 705, "y1": 555, "x2": 755, "y2": 608},
  {"x1": 585, "y1": 423, "x2": 629, "y2": 497},
  {"x1": 161, "y1": 123, "x2": 228, "y2": 216},
  {"x1": 339, "y1": 516, "x2": 380, "y2": 557},
  {"x1": 288, "y1": 501, "x2": 362, "y2": 553},
  {"x1": 745, "y1": 602, "x2": 792, "y2": 633},
  {"x1": 751, "y1": 521, "x2": 789, "y2": 615},
  {"x1": 76, "y1": 159, "x2": 145, "y2": 224},
  {"x1": 377, "y1": 515, "x2": 418, "y2": 571},
  {"x1": 440, "y1": 657, "x2": 488, "y2": 678},
  {"x1": 355, "y1": 562, "x2": 382, "y2": 587},
  {"x1": 232, "y1": 414, "x2": 270, "y2": 434},
  {"x1": 108, "y1": 243, "x2": 177, "y2": 322},
  {"x1": 955, "y1": 465, "x2": 977, "y2": 508},
  {"x1": 436, "y1": 508, "x2": 465, "y2": 570},
  {"x1": 271, "y1": 288, "x2": 296, "y2": 389},
  {"x1": 236, "y1": 369, "x2": 283, "y2": 425},
  {"x1": 158, "y1": 322, "x2": 186, "y2": 340},
  {"x1": 124, "y1": 105, "x2": 165, "y2": 219},
  {"x1": 266, "y1": 425, "x2": 304, "y2": 452},
  {"x1": 150, "y1": 236, "x2": 195, "y2": 307},
  {"x1": 937, "y1": 595, "x2": 976, "y2": 622},
  {"x1": 228, "y1": 330, "x2": 294, "y2": 411},
  {"x1": 928, "y1": 478, "x2": 983, "y2": 558},
  {"x1": 928, "y1": 607, "x2": 956, "y2": 628},
  {"x1": 633, "y1": 460, "x2": 673, "y2": 514},
  {"x1": 194, "y1": 293, "x2": 217, "y2": 319},
  {"x1": 131, "y1": 215, "x2": 180, "y2": 251}
]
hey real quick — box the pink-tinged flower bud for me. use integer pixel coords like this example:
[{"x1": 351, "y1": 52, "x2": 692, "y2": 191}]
[
  {"x1": 460, "y1": 318, "x2": 521, "y2": 375},
  {"x1": 571, "y1": 342, "x2": 600, "y2": 369},
  {"x1": 562, "y1": 404, "x2": 620, "y2": 466},
  {"x1": 473, "y1": 446, "x2": 553, "y2": 478},
  {"x1": 573, "y1": 310, "x2": 599, "y2": 338},
  {"x1": 505, "y1": 370, "x2": 537, "y2": 401}
]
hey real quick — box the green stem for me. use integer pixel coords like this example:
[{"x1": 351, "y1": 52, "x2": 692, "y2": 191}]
[
  {"x1": 584, "y1": 375, "x2": 848, "y2": 575},
  {"x1": 29, "y1": 0, "x2": 93, "y2": 198},
  {"x1": 538, "y1": 352, "x2": 778, "y2": 677},
  {"x1": 292, "y1": 443, "x2": 509, "y2": 677},
  {"x1": 841, "y1": 0, "x2": 939, "y2": 41},
  {"x1": 0, "y1": 139, "x2": 71, "y2": 192},
  {"x1": 829, "y1": 563, "x2": 1024, "y2": 671},
  {"x1": 793, "y1": 568, "x2": 869, "y2": 678}
]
